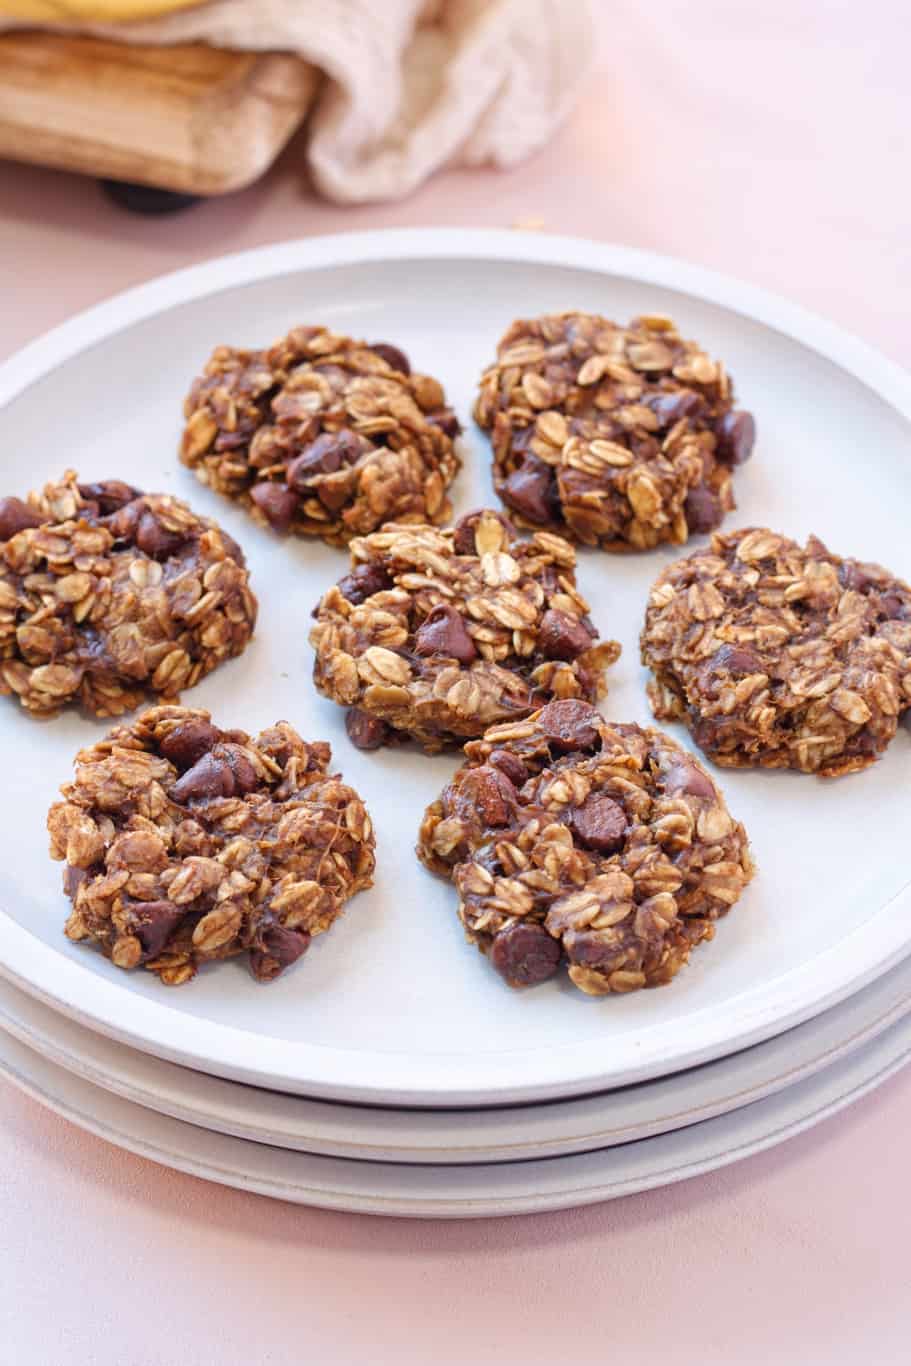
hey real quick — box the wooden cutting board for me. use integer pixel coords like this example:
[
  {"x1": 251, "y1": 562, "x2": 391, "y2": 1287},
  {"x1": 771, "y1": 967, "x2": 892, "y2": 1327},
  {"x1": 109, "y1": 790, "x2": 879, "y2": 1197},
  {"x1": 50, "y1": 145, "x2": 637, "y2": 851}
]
[{"x1": 0, "y1": 31, "x2": 319, "y2": 194}]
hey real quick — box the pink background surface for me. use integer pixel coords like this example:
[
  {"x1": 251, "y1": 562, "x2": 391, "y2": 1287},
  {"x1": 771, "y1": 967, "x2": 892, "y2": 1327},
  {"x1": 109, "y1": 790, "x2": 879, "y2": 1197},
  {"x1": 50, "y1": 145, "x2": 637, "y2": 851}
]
[{"x1": 1, "y1": 4, "x2": 910, "y2": 1361}]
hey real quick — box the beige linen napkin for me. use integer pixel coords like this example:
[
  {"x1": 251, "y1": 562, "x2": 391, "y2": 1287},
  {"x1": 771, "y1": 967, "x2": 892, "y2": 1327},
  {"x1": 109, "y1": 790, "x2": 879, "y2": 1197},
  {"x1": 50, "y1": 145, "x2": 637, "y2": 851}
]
[{"x1": 0, "y1": 0, "x2": 599, "y2": 202}]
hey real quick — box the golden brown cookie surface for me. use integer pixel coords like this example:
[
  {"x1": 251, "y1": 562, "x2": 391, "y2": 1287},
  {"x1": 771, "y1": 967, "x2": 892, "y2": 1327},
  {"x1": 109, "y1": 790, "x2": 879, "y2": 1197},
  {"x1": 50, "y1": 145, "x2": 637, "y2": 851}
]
[
  {"x1": 181, "y1": 327, "x2": 461, "y2": 546},
  {"x1": 641, "y1": 528, "x2": 911, "y2": 776},
  {"x1": 310, "y1": 510, "x2": 621, "y2": 753},
  {"x1": 0, "y1": 472, "x2": 256, "y2": 717},
  {"x1": 474, "y1": 311, "x2": 754, "y2": 550},
  {"x1": 418, "y1": 700, "x2": 754, "y2": 994},
  {"x1": 49, "y1": 706, "x2": 376, "y2": 985}
]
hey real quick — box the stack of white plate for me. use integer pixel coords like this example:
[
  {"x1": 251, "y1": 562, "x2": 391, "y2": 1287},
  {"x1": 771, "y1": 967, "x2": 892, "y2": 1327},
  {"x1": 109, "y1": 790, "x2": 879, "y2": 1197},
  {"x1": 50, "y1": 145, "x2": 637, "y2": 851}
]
[{"x1": 2, "y1": 231, "x2": 910, "y2": 1218}]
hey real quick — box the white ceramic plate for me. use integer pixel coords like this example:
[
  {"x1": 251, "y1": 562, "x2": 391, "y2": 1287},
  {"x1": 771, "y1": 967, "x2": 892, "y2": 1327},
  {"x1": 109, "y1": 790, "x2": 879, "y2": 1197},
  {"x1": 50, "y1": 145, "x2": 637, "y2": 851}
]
[
  {"x1": 2, "y1": 1006, "x2": 909, "y2": 1218},
  {"x1": 2, "y1": 945, "x2": 911, "y2": 1164},
  {"x1": 1, "y1": 230, "x2": 911, "y2": 1107}
]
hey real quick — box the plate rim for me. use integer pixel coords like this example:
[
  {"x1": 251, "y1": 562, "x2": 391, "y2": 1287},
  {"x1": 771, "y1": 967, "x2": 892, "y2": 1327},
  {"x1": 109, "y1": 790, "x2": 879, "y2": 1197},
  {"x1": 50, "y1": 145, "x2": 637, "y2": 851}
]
[
  {"x1": 2, "y1": 227, "x2": 911, "y2": 1107},
  {"x1": 1, "y1": 1001, "x2": 909, "y2": 1218},
  {"x1": 2, "y1": 945, "x2": 911, "y2": 1163}
]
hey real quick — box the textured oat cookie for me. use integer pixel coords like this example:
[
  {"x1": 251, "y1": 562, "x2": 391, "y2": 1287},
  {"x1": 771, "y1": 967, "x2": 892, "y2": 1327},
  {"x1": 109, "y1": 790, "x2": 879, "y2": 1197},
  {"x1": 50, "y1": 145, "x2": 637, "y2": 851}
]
[
  {"x1": 641, "y1": 528, "x2": 911, "y2": 776},
  {"x1": 309, "y1": 509, "x2": 621, "y2": 753},
  {"x1": 418, "y1": 699, "x2": 753, "y2": 994},
  {"x1": 48, "y1": 706, "x2": 376, "y2": 985},
  {"x1": 0, "y1": 472, "x2": 256, "y2": 718},
  {"x1": 474, "y1": 311, "x2": 755, "y2": 550},
  {"x1": 180, "y1": 326, "x2": 462, "y2": 546}
]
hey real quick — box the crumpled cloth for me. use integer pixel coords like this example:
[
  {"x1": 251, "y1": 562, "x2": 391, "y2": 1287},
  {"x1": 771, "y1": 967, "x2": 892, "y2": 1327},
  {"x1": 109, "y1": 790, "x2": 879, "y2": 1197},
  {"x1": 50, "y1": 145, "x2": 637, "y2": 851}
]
[{"x1": 0, "y1": 0, "x2": 599, "y2": 203}]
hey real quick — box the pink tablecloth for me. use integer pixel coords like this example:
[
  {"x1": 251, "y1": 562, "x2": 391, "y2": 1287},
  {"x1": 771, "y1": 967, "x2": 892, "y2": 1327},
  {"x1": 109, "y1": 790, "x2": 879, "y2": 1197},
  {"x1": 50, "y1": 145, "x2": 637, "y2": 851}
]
[{"x1": 1, "y1": 4, "x2": 909, "y2": 1361}]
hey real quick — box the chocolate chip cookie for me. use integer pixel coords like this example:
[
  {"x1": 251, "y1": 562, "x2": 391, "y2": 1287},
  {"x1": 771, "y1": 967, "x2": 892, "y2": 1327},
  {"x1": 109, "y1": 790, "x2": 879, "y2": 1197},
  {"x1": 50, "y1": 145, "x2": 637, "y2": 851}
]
[
  {"x1": 49, "y1": 706, "x2": 376, "y2": 985},
  {"x1": 641, "y1": 528, "x2": 911, "y2": 776},
  {"x1": 309, "y1": 509, "x2": 621, "y2": 753},
  {"x1": 418, "y1": 699, "x2": 754, "y2": 994},
  {"x1": 474, "y1": 311, "x2": 755, "y2": 550},
  {"x1": 180, "y1": 326, "x2": 462, "y2": 546},
  {"x1": 0, "y1": 471, "x2": 256, "y2": 717}
]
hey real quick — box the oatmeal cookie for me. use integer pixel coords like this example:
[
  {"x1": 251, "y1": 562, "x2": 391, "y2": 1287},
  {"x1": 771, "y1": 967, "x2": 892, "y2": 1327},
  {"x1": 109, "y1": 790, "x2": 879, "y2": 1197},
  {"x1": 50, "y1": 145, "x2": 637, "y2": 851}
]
[
  {"x1": 180, "y1": 326, "x2": 462, "y2": 545},
  {"x1": 418, "y1": 699, "x2": 753, "y2": 994},
  {"x1": 309, "y1": 509, "x2": 621, "y2": 753},
  {"x1": 641, "y1": 528, "x2": 911, "y2": 776},
  {"x1": 48, "y1": 705, "x2": 376, "y2": 985},
  {"x1": 474, "y1": 311, "x2": 755, "y2": 550},
  {"x1": 0, "y1": 472, "x2": 256, "y2": 717}
]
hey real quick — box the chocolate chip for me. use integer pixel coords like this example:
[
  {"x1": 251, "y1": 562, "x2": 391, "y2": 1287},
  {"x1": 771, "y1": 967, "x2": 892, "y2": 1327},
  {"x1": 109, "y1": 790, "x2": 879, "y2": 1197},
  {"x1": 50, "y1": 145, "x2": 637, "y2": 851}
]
[
  {"x1": 369, "y1": 342, "x2": 411, "y2": 374},
  {"x1": 715, "y1": 410, "x2": 756, "y2": 465},
  {"x1": 414, "y1": 605, "x2": 477, "y2": 663},
  {"x1": 692, "y1": 718, "x2": 728, "y2": 754},
  {"x1": 63, "y1": 865, "x2": 91, "y2": 900},
  {"x1": 452, "y1": 508, "x2": 517, "y2": 556},
  {"x1": 345, "y1": 707, "x2": 390, "y2": 750},
  {"x1": 287, "y1": 431, "x2": 364, "y2": 490},
  {"x1": 130, "y1": 900, "x2": 183, "y2": 960},
  {"x1": 501, "y1": 457, "x2": 559, "y2": 525},
  {"x1": 843, "y1": 729, "x2": 880, "y2": 760},
  {"x1": 317, "y1": 480, "x2": 355, "y2": 513},
  {"x1": 648, "y1": 390, "x2": 704, "y2": 428},
  {"x1": 249, "y1": 481, "x2": 299, "y2": 533},
  {"x1": 136, "y1": 510, "x2": 186, "y2": 560},
  {"x1": 565, "y1": 931, "x2": 617, "y2": 969},
  {"x1": 215, "y1": 429, "x2": 256, "y2": 453},
  {"x1": 249, "y1": 926, "x2": 311, "y2": 982},
  {"x1": 509, "y1": 425, "x2": 536, "y2": 457},
  {"x1": 841, "y1": 560, "x2": 885, "y2": 592},
  {"x1": 538, "y1": 609, "x2": 596, "y2": 661},
  {"x1": 77, "y1": 480, "x2": 141, "y2": 513},
  {"x1": 428, "y1": 411, "x2": 462, "y2": 439},
  {"x1": 159, "y1": 719, "x2": 222, "y2": 771},
  {"x1": 337, "y1": 562, "x2": 392, "y2": 605},
  {"x1": 488, "y1": 749, "x2": 528, "y2": 787},
  {"x1": 470, "y1": 764, "x2": 517, "y2": 827},
  {"x1": 105, "y1": 498, "x2": 143, "y2": 541},
  {"x1": 490, "y1": 922, "x2": 561, "y2": 988},
  {"x1": 711, "y1": 643, "x2": 763, "y2": 674},
  {"x1": 573, "y1": 662, "x2": 597, "y2": 699},
  {"x1": 880, "y1": 591, "x2": 909, "y2": 621},
  {"x1": 664, "y1": 762, "x2": 716, "y2": 800},
  {"x1": 170, "y1": 752, "x2": 235, "y2": 803},
  {"x1": 221, "y1": 743, "x2": 260, "y2": 794},
  {"x1": 538, "y1": 699, "x2": 602, "y2": 753},
  {"x1": 839, "y1": 562, "x2": 875, "y2": 593},
  {"x1": 570, "y1": 794, "x2": 626, "y2": 853},
  {"x1": 683, "y1": 485, "x2": 723, "y2": 534},
  {"x1": 0, "y1": 496, "x2": 42, "y2": 540},
  {"x1": 169, "y1": 744, "x2": 258, "y2": 803}
]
